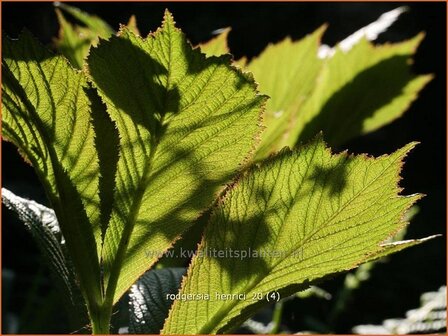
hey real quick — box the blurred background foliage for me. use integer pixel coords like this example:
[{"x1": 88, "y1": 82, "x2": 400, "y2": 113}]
[{"x1": 2, "y1": 2, "x2": 446, "y2": 334}]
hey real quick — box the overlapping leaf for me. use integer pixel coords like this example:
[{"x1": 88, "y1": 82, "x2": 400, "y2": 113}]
[
  {"x1": 3, "y1": 8, "x2": 437, "y2": 335},
  {"x1": 54, "y1": 3, "x2": 114, "y2": 68},
  {"x1": 2, "y1": 32, "x2": 103, "y2": 310},
  {"x1": 129, "y1": 268, "x2": 186, "y2": 333},
  {"x1": 199, "y1": 28, "x2": 231, "y2": 57},
  {"x1": 87, "y1": 11, "x2": 266, "y2": 304},
  {"x1": 247, "y1": 27, "x2": 325, "y2": 159},
  {"x1": 126, "y1": 15, "x2": 141, "y2": 36},
  {"x1": 163, "y1": 136, "x2": 431, "y2": 334},
  {"x1": 56, "y1": 2, "x2": 113, "y2": 37},
  {"x1": 1, "y1": 188, "x2": 88, "y2": 328},
  {"x1": 295, "y1": 35, "x2": 433, "y2": 147},
  {"x1": 200, "y1": 23, "x2": 431, "y2": 157},
  {"x1": 199, "y1": 28, "x2": 249, "y2": 68}
]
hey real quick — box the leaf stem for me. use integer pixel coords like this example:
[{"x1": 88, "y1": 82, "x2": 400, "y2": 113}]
[
  {"x1": 90, "y1": 303, "x2": 113, "y2": 334},
  {"x1": 269, "y1": 300, "x2": 284, "y2": 334}
]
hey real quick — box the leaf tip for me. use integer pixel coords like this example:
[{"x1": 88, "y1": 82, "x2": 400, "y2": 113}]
[
  {"x1": 394, "y1": 141, "x2": 420, "y2": 161},
  {"x1": 162, "y1": 9, "x2": 177, "y2": 28},
  {"x1": 315, "y1": 23, "x2": 329, "y2": 39},
  {"x1": 213, "y1": 26, "x2": 231, "y2": 36}
]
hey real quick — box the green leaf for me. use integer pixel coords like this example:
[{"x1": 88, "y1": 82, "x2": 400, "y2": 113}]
[
  {"x1": 1, "y1": 188, "x2": 88, "y2": 328},
  {"x1": 126, "y1": 15, "x2": 141, "y2": 36},
  {"x1": 54, "y1": 3, "x2": 114, "y2": 68},
  {"x1": 129, "y1": 268, "x2": 186, "y2": 333},
  {"x1": 199, "y1": 28, "x2": 231, "y2": 57},
  {"x1": 2, "y1": 31, "x2": 103, "y2": 315},
  {"x1": 55, "y1": 2, "x2": 113, "y2": 38},
  {"x1": 87, "y1": 11, "x2": 266, "y2": 305},
  {"x1": 295, "y1": 35, "x2": 433, "y2": 147},
  {"x1": 54, "y1": 9, "x2": 94, "y2": 68},
  {"x1": 246, "y1": 27, "x2": 325, "y2": 160},
  {"x1": 163, "y1": 136, "x2": 430, "y2": 334},
  {"x1": 199, "y1": 28, "x2": 248, "y2": 67}
]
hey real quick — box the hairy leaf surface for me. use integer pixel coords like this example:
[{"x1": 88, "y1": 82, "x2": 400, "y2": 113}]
[
  {"x1": 87, "y1": 11, "x2": 266, "y2": 304},
  {"x1": 163, "y1": 137, "x2": 428, "y2": 334},
  {"x1": 295, "y1": 35, "x2": 432, "y2": 147},
  {"x1": 2, "y1": 32, "x2": 103, "y2": 308},
  {"x1": 247, "y1": 27, "x2": 325, "y2": 159}
]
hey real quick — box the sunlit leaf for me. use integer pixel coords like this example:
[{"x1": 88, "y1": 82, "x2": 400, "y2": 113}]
[
  {"x1": 87, "y1": 10, "x2": 266, "y2": 304},
  {"x1": 163, "y1": 136, "x2": 433, "y2": 334},
  {"x1": 2, "y1": 31, "x2": 105, "y2": 313},
  {"x1": 295, "y1": 35, "x2": 433, "y2": 147},
  {"x1": 55, "y1": 2, "x2": 113, "y2": 37},
  {"x1": 246, "y1": 27, "x2": 325, "y2": 159},
  {"x1": 54, "y1": 2, "x2": 114, "y2": 68},
  {"x1": 3, "y1": 7, "x2": 437, "y2": 334},
  {"x1": 126, "y1": 15, "x2": 141, "y2": 36},
  {"x1": 199, "y1": 28, "x2": 231, "y2": 57}
]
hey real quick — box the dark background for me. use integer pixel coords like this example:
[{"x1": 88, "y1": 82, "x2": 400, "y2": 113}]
[{"x1": 2, "y1": 2, "x2": 446, "y2": 334}]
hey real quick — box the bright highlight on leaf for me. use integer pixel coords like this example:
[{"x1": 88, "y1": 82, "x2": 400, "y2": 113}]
[
  {"x1": 163, "y1": 137, "x2": 428, "y2": 334},
  {"x1": 318, "y1": 6, "x2": 409, "y2": 58},
  {"x1": 199, "y1": 11, "x2": 431, "y2": 157},
  {"x1": 2, "y1": 7, "x2": 438, "y2": 335},
  {"x1": 87, "y1": 10, "x2": 266, "y2": 305}
]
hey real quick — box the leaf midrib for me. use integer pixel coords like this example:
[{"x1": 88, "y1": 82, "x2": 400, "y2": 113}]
[
  {"x1": 194, "y1": 150, "x2": 403, "y2": 334},
  {"x1": 103, "y1": 27, "x2": 175, "y2": 305}
]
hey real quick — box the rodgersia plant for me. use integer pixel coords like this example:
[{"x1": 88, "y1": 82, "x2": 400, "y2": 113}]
[{"x1": 2, "y1": 5, "x2": 438, "y2": 334}]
